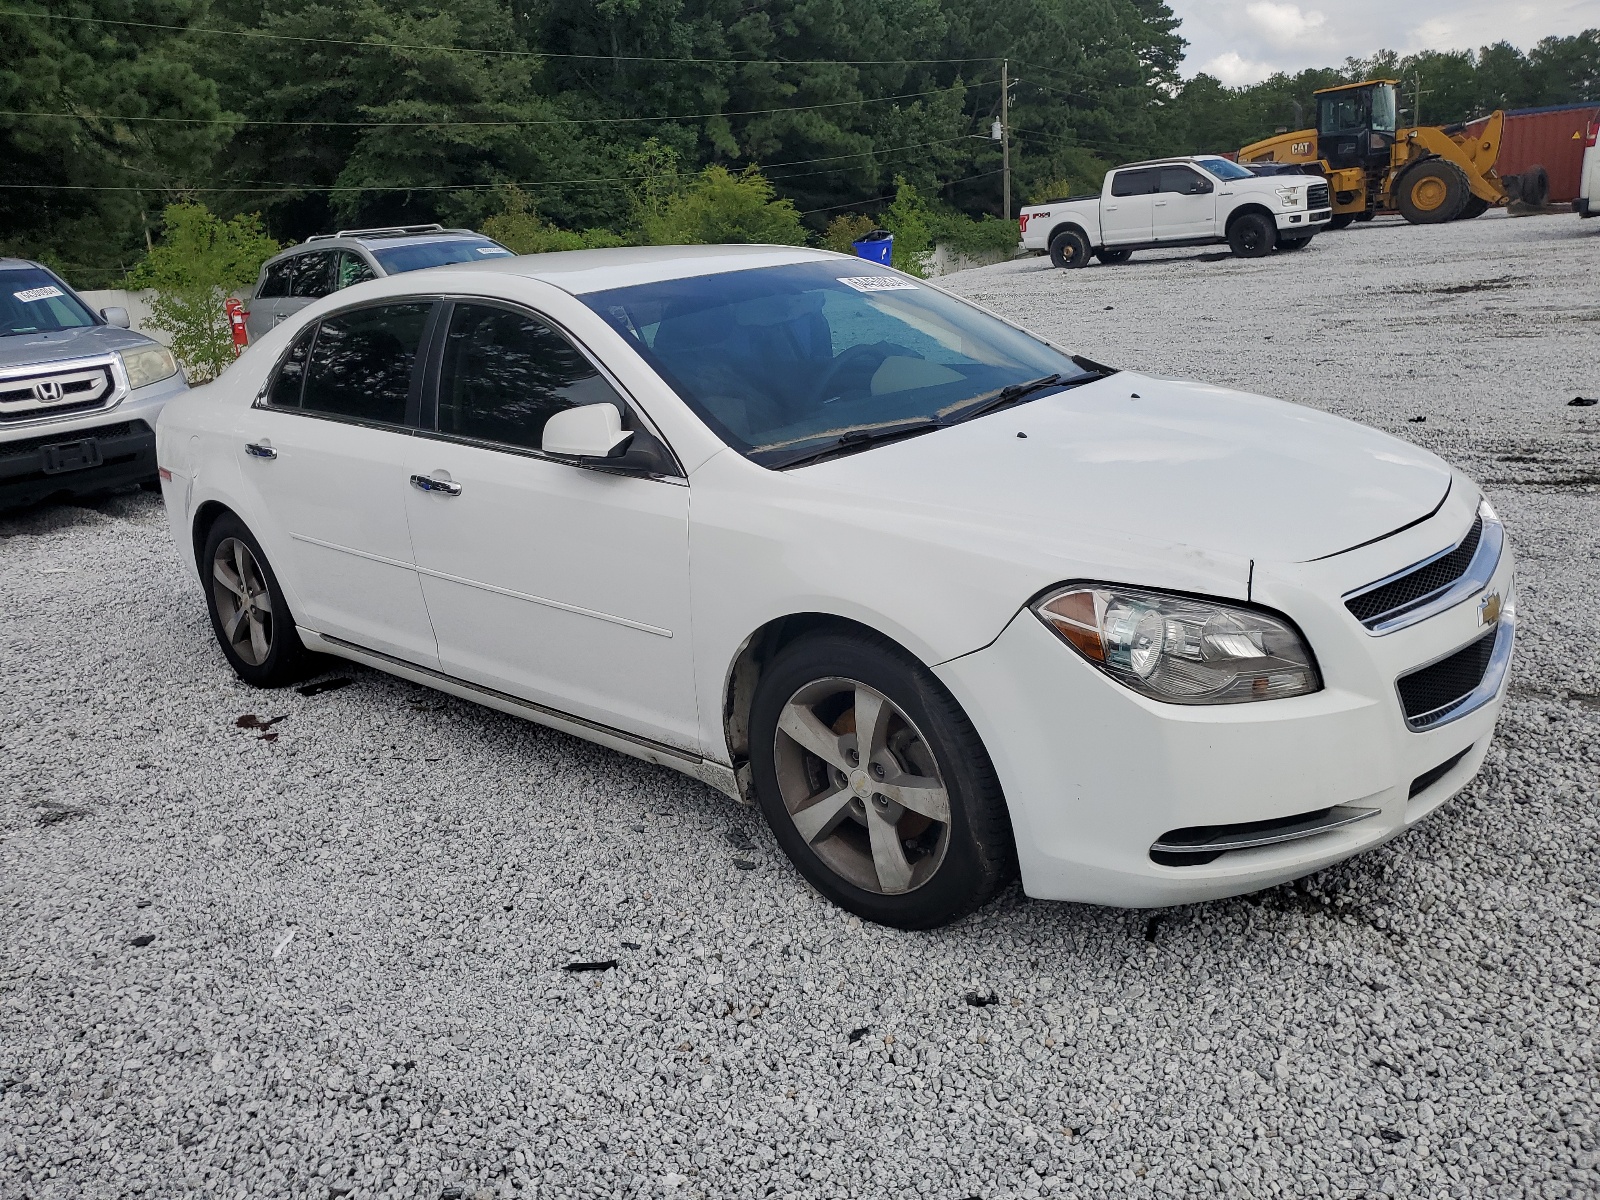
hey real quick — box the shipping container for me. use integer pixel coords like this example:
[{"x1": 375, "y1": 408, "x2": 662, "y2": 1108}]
[{"x1": 1464, "y1": 102, "x2": 1600, "y2": 204}]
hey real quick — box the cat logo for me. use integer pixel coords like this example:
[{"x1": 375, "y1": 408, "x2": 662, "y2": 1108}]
[{"x1": 1290, "y1": 141, "x2": 1312, "y2": 156}]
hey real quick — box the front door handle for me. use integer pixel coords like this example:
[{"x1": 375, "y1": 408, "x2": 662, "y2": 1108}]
[
  {"x1": 244, "y1": 442, "x2": 277, "y2": 460},
  {"x1": 410, "y1": 473, "x2": 462, "y2": 496}
]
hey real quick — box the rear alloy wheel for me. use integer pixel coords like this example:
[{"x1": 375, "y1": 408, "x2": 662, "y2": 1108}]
[
  {"x1": 1395, "y1": 159, "x2": 1470, "y2": 223},
  {"x1": 1048, "y1": 228, "x2": 1091, "y2": 269},
  {"x1": 1095, "y1": 247, "x2": 1133, "y2": 265},
  {"x1": 749, "y1": 632, "x2": 1013, "y2": 928},
  {"x1": 202, "y1": 513, "x2": 312, "y2": 686},
  {"x1": 1227, "y1": 211, "x2": 1276, "y2": 258}
]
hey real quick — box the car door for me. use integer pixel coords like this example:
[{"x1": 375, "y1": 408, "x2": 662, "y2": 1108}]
[
  {"x1": 245, "y1": 258, "x2": 295, "y2": 340},
  {"x1": 235, "y1": 300, "x2": 442, "y2": 666},
  {"x1": 1102, "y1": 168, "x2": 1157, "y2": 244},
  {"x1": 1152, "y1": 165, "x2": 1217, "y2": 240},
  {"x1": 402, "y1": 299, "x2": 699, "y2": 751}
]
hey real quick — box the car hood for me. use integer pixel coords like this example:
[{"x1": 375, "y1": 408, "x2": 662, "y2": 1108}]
[
  {"x1": 0, "y1": 325, "x2": 157, "y2": 370},
  {"x1": 794, "y1": 372, "x2": 1453, "y2": 565}
]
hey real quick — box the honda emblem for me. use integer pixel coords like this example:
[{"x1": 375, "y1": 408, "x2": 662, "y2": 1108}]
[{"x1": 34, "y1": 380, "x2": 64, "y2": 403}]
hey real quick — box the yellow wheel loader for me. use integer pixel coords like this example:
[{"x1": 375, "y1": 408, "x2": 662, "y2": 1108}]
[{"x1": 1238, "y1": 80, "x2": 1549, "y2": 227}]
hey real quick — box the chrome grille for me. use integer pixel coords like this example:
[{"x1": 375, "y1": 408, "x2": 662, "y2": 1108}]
[
  {"x1": 1396, "y1": 629, "x2": 1498, "y2": 730},
  {"x1": 1307, "y1": 183, "x2": 1330, "y2": 209},
  {"x1": 0, "y1": 361, "x2": 118, "y2": 423},
  {"x1": 1343, "y1": 506, "x2": 1502, "y2": 635}
]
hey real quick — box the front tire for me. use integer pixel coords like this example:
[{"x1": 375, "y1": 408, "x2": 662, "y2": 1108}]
[
  {"x1": 1227, "y1": 211, "x2": 1276, "y2": 258},
  {"x1": 202, "y1": 513, "x2": 312, "y2": 687},
  {"x1": 1395, "y1": 159, "x2": 1469, "y2": 223},
  {"x1": 1048, "y1": 228, "x2": 1091, "y2": 269},
  {"x1": 748, "y1": 631, "x2": 1014, "y2": 929}
]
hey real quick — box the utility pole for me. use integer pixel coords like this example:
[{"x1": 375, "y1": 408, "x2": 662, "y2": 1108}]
[{"x1": 1000, "y1": 58, "x2": 1011, "y2": 221}]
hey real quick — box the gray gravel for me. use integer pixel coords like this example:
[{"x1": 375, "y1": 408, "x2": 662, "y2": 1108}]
[{"x1": 3, "y1": 210, "x2": 1599, "y2": 1200}]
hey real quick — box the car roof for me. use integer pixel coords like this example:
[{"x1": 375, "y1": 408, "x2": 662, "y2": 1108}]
[
  {"x1": 424, "y1": 244, "x2": 843, "y2": 295},
  {"x1": 1117, "y1": 155, "x2": 1223, "y2": 170},
  {"x1": 0, "y1": 258, "x2": 47, "y2": 271},
  {"x1": 268, "y1": 228, "x2": 498, "y2": 260}
]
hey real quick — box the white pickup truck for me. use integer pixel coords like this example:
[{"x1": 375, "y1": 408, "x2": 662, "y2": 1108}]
[{"x1": 1019, "y1": 155, "x2": 1331, "y2": 268}]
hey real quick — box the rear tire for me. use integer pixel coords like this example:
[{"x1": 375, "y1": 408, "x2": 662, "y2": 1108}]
[
  {"x1": 1048, "y1": 228, "x2": 1092, "y2": 269},
  {"x1": 1095, "y1": 247, "x2": 1132, "y2": 265},
  {"x1": 1395, "y1": 159, "x2": 1470, "y2": 223},
  {"x1": 201, "y1": 513, "x2": 313, "y2": 687},
  {"x1": 1227, "y1": 211, "x2": 1276, "y2": 258},
  {"x1": 748, "y1": 631, "x2": 1015, "y2": 929}
]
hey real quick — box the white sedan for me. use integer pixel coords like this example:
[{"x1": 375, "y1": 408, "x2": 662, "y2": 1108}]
[{"x1": 156, "y1": 246, "x2": 1514, "y2": 928}]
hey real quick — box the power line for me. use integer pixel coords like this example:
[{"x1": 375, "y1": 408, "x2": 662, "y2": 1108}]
[
  {"x1": 0, "y1": 9, "x2": 1003, "y2": 67},
  {"x1": 0, "y1": 83, "x2": 989, "y2": 130},
  {"x1": 800, "y1": 168, "x2": 1004, "y2": 214}
]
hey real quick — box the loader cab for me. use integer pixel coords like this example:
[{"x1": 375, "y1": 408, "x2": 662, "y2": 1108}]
[{"x1": 1315, "y1": 81, "x2": 1398, "y2": 170}]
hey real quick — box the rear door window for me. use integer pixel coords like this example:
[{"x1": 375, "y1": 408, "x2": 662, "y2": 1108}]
[
  {"x1": 257, "y1": 259, "x2": 294, "y2": 299},
  {"x1": 289, "y1": 251, "x2": 339, "y2": 300},
  {"x1": 301, "y1": 303, "x2": 434, "y2": 426},
  {"x1": 1110, "y1": 169, "x2": 1158, "y2": 197},
  {"x1": 336, "y1": 252, "x2": 377, "y2": 290},
  {"x1": 1158, "y1": 166, "x2": 1210, "y2": 195},
  {"x1": 436, "y1": 302, "x2": 624, "y2": 451},
  {"x1": 265, "y1": 326, "x2": 316, "y2": 408}
]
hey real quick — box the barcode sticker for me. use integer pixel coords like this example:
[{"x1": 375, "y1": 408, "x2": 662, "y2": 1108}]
[
  {"x1": 13, "y1": 286, "x2": 64, "y2": 303},
  {"x1": 836, "y1": 276, "x2": 918, "y2": 293}
]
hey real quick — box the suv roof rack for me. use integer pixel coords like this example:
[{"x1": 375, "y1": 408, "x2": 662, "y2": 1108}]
[{"x1": 304, "y1": 224, "x2": 448, "y2": 243}]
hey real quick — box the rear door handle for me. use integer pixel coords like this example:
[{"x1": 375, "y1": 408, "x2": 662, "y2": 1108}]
[
  {"x1": 410, "y1": 474, "x2": 462, "y2": 496},
  {"x1": 244, "y1": 442, "x2": 277, "y2": 459}
]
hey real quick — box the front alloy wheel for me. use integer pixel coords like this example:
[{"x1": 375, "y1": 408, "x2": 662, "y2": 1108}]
[
  {"x1": 749, "y1": 632, "x2": 1014, "y2": 928},
  {"x1": 773, "y1": 677, "x2": 952, "y2": 895}
]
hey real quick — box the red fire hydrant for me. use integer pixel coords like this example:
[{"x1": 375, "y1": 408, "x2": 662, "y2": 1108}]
[{"x1": 224, "y1": 298, "x2": 249, "y2": 356}]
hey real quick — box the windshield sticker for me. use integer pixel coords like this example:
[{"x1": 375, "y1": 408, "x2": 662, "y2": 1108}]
[
  {"x1": 13, "y1": 286, "x2": 65, "y2": 303},
  {"x1": 836, "y1": 276, "x2": 919, "y2": 294},
  {"x1": 475, "y1": 247, "x2": 513, "y2": 255}
]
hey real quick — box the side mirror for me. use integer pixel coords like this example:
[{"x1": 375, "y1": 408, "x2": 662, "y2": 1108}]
[
  {"x1": 101, "y1": 306, "x2": 131, "y2": 329},
  {"x1": 542, "y1": 402, "x2": 634, "y2": 460},
  {"x1": 1193, "y1": 180, "x2": 1214, "y2": 195}
]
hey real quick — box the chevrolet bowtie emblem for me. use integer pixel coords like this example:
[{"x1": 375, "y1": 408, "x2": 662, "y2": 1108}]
[{"x1": 1478, "y1": 591, "x2": 1501, "y2": 627}]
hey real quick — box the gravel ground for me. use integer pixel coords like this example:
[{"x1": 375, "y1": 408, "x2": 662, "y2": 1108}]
[{"x1": 2, "y1": 211, "x2": 1598, "y2": 1200}]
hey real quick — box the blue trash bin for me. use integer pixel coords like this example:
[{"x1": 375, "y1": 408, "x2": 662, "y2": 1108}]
[{"x1": 852, "y1": 229, "x2": 894, "y2": 265}]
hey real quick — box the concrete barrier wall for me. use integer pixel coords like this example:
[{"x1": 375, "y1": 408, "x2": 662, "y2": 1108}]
[{"x1": 77, "y1": 289, "x2": 169, "y2": 347}]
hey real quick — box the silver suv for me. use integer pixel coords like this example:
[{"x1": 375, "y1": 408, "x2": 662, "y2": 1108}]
[
  {"x1": 1, "y1": 259, "x2": 188, "y2": 510},
  {"x1": 244, "y1": 225, "x2": 512, "y2": 340}
]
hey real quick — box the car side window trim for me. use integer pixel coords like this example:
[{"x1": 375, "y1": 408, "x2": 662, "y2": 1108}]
[
  {"x1": 415, "y1": 295, "x2": 686, "y2": 481},
  {"x1": 252, "y1": 300, "x2": 441, "y2": 433}
]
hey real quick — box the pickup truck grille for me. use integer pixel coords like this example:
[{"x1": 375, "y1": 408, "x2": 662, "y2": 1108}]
[
  {"x1": 0, "y1": 361, "x2": 119, "y2": 424},
  {"x1": 1307, "y1": 183, "x2": 1330, "y2": 209}
]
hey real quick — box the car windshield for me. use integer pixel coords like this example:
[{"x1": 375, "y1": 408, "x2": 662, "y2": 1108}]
[
  {"x1": 0, "y1": 267, "x2": 98, "y2": 336},
  {"x1": 368, "y1": 237, "x2": 514, "y2": 274},
  {"x1": 582, "y1": 261, "x2": 1095, "y2": 466},
  {"x1": 1195, "y1": 157, "x2": 1254, "y2": 181}
]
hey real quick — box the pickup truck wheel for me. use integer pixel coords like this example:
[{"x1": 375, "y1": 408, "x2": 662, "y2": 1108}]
[
  {"x1": 1095, "y1": 247, "x2": 1132, "y2": 265},
  {"x1": 1227, "y1": 211, "x2": 1276, "y2": 258},
  {"x1": 1048, "y1": 229, "x2": 1091, "y2": 269}
]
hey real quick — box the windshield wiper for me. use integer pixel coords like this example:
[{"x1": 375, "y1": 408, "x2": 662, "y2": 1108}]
[
  {"x1": 942, "y1": 364, "x2": 1112, "y2": 426},
  {"x1": 763, "y1": 419, "x2": 944, "y2": 470}
]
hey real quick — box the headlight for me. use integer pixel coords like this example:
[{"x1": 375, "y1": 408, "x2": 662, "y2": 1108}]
[
  {"x1": 1276, "y1": 186, "x2": 1302, "y2": 207},
  {"x1": 119, "y1": 345, "x2": 179, "y2": 390},
  {"x1": 1033, "y1": 585, "x2": 1321, "y2": 704}
]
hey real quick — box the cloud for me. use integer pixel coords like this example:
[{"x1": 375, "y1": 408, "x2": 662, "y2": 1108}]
[
  {"x1": 1244, "y1": 2, "x2": 1330, "y2": 49},
  {"x1": 1202, "y1": 51, "x2": 1281, "y2": 87}
]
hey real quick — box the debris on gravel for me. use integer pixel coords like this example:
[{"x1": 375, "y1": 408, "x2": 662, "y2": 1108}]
[{"x1": 2, "y1": 213, "x2": 1597, "y2": 1200}]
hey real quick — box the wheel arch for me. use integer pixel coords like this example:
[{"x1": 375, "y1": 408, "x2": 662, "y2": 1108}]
[
  {"x1": 1046, "y1": 221, "x2": 1093, "y2": 248},
  {"x1": 1224, "y1": 202, "x2": 1277, "y2": 233},
  {"x1": 191, "y1": 500, "x2": 235, "y2": 574},
  {"x1": 721, "y1": 612, "x2": 936, "y2": 802}
]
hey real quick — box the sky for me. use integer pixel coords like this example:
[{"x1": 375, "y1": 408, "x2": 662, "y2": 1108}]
[{"x1": 1168, "y1": 0, "x2": 1600, "y2": 85}]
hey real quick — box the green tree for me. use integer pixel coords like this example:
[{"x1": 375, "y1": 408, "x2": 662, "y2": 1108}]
[
  {"x1": 879, "y1": 176, "x2": 934, "y2": 275},
  {"x1": 639, "y1": 165, "x2": 807, "y2": 245},
  {"x1": 128, "y1": 204, "x2": 279, "y2": 382}
]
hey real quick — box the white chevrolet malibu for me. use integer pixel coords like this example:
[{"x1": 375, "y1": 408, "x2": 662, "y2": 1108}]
[{"x1": 156, "y1": 246, "x2": 1514, "y2": 928}]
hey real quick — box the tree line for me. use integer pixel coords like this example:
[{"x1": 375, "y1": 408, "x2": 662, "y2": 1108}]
[{"x1": 2, "y1": 0, "x2": 1596, "y2": 287}]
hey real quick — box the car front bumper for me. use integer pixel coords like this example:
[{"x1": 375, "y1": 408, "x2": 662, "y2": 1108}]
[
  {"x1": 1278, "y1": 208, "x2": 1332, "y2": 232},
  {"x1": 935, "y1": 514, "x2": 1516, "y2": 908},
  {"x1": 0, "y1": 373, "x2": 187, "y2": 510}
]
